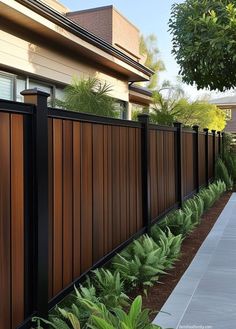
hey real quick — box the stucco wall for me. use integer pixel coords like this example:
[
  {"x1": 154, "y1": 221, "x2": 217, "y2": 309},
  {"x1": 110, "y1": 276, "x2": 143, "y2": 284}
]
[{"x1": 0, "y1": 30, "x2": 129, "y2": 101}]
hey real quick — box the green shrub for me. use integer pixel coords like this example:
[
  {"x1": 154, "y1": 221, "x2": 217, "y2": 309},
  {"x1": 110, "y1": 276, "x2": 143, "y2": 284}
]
[
  {"x1": 112, "y1": 235, "x2": 166, "y2": 289},
  {"x1": 215, "y1": 158, "x2": 233, "y2": 190},
  {"x1": 223, "y1": 152, "x2": 236, "y2": 183},
  {"x1": 84, "y1": 295, "x2": 162, "y2": 329},
  {"x1": 151, "y1": 227, "x2": 183, "y2": 269},
  {"x1": 198, "y1": 188, "x2": 215, "y2": 211},
  {"x1": 87, "y1": 269, "x2": 129, "y2": 309},
  {"x1": 159, "y1": 208, "x2": 196, "y2": 237},
  {"x1": 33, "y1": 296, "x2": 162, "y2": 329},
  {"x1": 183, "y1": 197, "x2": 203, "y2": 226}
]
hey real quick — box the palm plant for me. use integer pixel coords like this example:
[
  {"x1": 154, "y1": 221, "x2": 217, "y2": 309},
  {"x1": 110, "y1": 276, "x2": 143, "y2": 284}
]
[{"x1": 56, "y1": 77, "x2": 119, "y2": 118}]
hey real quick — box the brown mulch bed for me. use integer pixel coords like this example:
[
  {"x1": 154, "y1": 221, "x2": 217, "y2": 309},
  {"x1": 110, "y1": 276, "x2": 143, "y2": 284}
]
[{"x1": 129, "y1": 191, "x2": 232, "y2": 320}]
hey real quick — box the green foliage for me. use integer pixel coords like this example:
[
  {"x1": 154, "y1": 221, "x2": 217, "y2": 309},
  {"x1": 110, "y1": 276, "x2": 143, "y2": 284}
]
[
  {"x1": 139, "y1": 34, "x2": 165, "y2": 90},
  {"x1": 112, "y1": 235, "x2": 167, "y2": 289},
  {"x1": 222, "y1": 151, "x2": 236, "y2": 182},
  {"x1": 150, "y1": 227, "x2": 183, "y2": 269},
  {"x1": 159, "y1": 208, "x2": 196, "y2": 237},
  {"x1": 169, "y1": 0, "x2": 236, "y2": 91},
  {"x1": 33, "y1": 296, "x2": 161, "y2": 329},
  {"x1": 183, "y1": 196, "x2": 204, "y2": 226},
  {"x1": 87, "y1": 269, "x2": 129, "y2": 309},
  {"x1": 215, "y1": 158, "x2": 233, "y2": 190},
  {"x1": 85, "y1": 296, "x2": 162, "y2": 329},
  {"x1": 56, "y1": 77, "x2": 119, "y2": 118},
  {"x1": 150, "y1": 87, "x2": 226, "y2": 130}
]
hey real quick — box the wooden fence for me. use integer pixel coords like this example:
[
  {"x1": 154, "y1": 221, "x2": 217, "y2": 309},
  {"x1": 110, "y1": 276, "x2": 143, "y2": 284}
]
[{"x1": 0, "y1": 90, "x2": 222, "y2": 329}]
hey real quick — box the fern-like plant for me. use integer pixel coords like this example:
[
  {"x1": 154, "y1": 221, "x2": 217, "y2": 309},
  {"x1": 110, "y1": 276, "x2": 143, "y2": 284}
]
[
  {"x1": 112, "y1": 235, "x2": 167, "y2": 289},
  {"x1": 87, "y1": 268, "x2": 129, "y2": 309},
  {"x1": 151, "y1": 227, "x2": 183, "y2": 269},
  {"x1": 159, "y1": 208, "x2": 196, "y2": 237},
  {"x1": 215, "y1": 158, "x2": 233, "y2": 190}
]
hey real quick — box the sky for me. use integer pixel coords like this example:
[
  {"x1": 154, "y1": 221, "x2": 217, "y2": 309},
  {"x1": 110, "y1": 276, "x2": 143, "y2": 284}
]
[{"x1": 60, "y1": 0, "x2": 226, "y2": 100}]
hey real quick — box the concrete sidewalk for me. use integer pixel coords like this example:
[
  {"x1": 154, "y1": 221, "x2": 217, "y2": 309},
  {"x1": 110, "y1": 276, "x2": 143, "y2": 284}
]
[{"x1": 153, "y1": 193, "x2": 236, "y2": 329}]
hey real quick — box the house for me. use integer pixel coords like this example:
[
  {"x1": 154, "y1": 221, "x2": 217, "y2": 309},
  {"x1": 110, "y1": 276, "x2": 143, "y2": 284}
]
[
  {"x1": 210, "y1": 94, "x2": 236, "y2": 133},
  {"x1": 0, "y1": 0, "x2": 153, "y2": 118}
]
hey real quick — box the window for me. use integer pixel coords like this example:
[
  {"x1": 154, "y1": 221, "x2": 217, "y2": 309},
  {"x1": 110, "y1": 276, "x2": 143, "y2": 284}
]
[
  {"x1": 222, "y1": 108, "x2": 232, "y2": 121},
  {"x1": 0, "y1": 71, "x2": 14, "y2": 100},
  {"x1": 0, "y1": 70, "x2": 64, "y2": 106}
]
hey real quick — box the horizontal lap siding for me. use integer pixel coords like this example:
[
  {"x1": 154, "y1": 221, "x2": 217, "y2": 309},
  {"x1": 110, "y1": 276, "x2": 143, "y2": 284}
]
[
  {"x1": 182, "y1": 132, "x2": 196, "y2": 197},
  {"x1": 0, "y1": 113, "x2": 24, "y2": 329},
  {"x1": 199, "y1": 134, "x2": 206, "y2": 186},
  {"x1": 48, "y1": 120, "x2": 142, "y2": 298},
  {"x1": 149, "y1": 130, "x2": 176, "y2": 221}
]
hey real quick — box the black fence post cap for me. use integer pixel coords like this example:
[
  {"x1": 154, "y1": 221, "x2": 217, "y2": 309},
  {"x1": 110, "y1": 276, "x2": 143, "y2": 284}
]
[
  {"x1": 211, "y1": 130, "x2": 216, "y2": 134},
  {"x1": 203, "y1": 128, "x2": 209, "y2": 133},
  {"x1": 137, "y1": 113, "x2": 150, "y2": 123},
  {"x1": 192, "y1": 125, "x2": 199, "y2": 131},
  {"x1": 173, "y1": 122, "x2": 182, "y2": 128},
  {"x1": 21, "y1": 88, "x2": 50, "y2": 98}
]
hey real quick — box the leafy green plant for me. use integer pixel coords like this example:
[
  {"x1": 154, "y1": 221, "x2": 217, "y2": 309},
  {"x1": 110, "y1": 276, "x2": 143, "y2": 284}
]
[
  {"x1": 159, "y1": 208, "x2": 195, "y2": 237},
  {"x1": 85, "y1": 296, "x2": 162, "y2": 329},
  {"x1": 112, "y1": 235, "x2": 167, "y2": 289},
  {"x1": 151, "y1": 227, "x2": 182, "y2": 269},
  {"x1": 33, "y1": 296, "x2": 162, "y2": 329},
  {"x1": 215, "y1": 158, "x2": 233, "y2": 190},
  {"x1": 183, "y1": 197, "x2": 202, "y2": 226},
  {"x1": 56, "y1": 77, "x2": 119, "y2": 118},
  {"x1": 87, "y1": 269, "x2": 129, "y2": 309},
  {"x1": 223, "y1": 151, "x2": 236, "y2": 183}
]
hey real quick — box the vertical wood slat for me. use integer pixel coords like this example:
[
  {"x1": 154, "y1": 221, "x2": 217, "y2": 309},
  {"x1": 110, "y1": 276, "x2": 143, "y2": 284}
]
[
  {"x1": 48, "y1": 118, "x2": 53, "y2": 300},
  {"x1": 52, "y1": 119, "x2": 63, "y2": 296},
  {"x1": 112, "y1": 126, "x2": 121, "y2": 247},
  {"x1": 93, "y1": 125, "x2": 104, "y2": 262},
  {"x1": 0, "y1": 113, "x2": 11, "y2": 329},
  {"x1": 11, "y1": 114, "x2": 24, "y2": 328},
  {"x1": 80, "y1": 123, "x2": 93, "y2": 273},
  {"x1": 73, "y1": 121, "x2": 81, "y2": 279},
  {"x1": 62, "y1": 121, "x2": 73, "y2": 286}
]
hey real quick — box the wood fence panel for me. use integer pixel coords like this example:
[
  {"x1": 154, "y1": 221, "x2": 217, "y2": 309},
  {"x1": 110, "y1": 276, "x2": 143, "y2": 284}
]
[
  {"x1": 0, "y1": 113, "x2": 25, "y2": 329},
  {"x1": 208, "y1": 135, "x2": 214, "y2": 179},
  {"x1": 182, "y1": 132, "x2": 196, "y2": 197},
  {"x1": 149, "y1": 129, "x2": 176, "y2": 221},
  {"x1": 199, "y1": 133, "x2": 206, "y2": 186}
]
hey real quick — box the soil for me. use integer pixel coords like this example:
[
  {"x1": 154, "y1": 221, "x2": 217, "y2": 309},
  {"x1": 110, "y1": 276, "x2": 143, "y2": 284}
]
[{"x1": 128, "y1": 191, "x2": 232, "y2": 320}]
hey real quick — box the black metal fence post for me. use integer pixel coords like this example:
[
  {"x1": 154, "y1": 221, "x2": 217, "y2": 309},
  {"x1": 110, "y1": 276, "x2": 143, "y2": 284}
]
[
  {"x1": 203, "y1": 128, "x2": 209, "y2": 186},
  {"x1": 174, "y1": 122, "x2": 183, "y2": 208},
  {"x1": 217, "y1": 131, "x2": 221, "y2": 155},
  {"x1": 138, "y1": 114, "x2": 151, "y2": 234},
  {"x1": 212, "y1": 130, "x2": 216, "y2": 178},
  {"x1": 21, "y1": 89, "x2": 49, "y2": 319},
  {"x1": 193, "y1": 125, "x2": 200, "y2": 193}
]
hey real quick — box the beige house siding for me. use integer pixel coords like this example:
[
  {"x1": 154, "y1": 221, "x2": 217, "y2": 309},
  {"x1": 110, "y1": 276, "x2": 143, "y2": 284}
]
[{"x1": 0, "y1": 30, "x2": 129, "y2": 101}]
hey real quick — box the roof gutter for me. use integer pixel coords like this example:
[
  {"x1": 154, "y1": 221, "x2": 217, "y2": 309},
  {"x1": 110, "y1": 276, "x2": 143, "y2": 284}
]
[{"x1": 15, "y1": 0, "x2": 154, "y2": 78}]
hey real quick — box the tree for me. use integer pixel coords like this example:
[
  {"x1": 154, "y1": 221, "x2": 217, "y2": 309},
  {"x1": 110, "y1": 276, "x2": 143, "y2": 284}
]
[
  {"x1": 57, "y1": 77, "x2": 119, "y2": 118},
  {"x1": 149, "y1": 82, "x2": 226, "y2": 130},
  {"x1": 169, "y1": 0, "x2": 236, "y2": 91},
  {"x1": 139, "y1": 34, "x2": 165, "y2": 89}
]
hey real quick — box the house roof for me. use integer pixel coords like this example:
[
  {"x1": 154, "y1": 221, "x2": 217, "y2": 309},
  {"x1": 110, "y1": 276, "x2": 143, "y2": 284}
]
[
  {"x1": 209, "y1": 94, "x2": 236, "y2": 106},
  {"x1": 14, "y1": 0, "x2": 153, "y2": 79}
]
